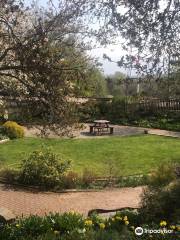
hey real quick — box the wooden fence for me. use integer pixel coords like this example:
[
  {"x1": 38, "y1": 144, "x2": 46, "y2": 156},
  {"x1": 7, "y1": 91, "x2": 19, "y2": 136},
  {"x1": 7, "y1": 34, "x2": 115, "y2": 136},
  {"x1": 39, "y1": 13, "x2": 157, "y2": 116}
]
[
  {"x1": 1, "y1": 96, "x2": 180, "y2": 121},
  {"x1": 129, "y1": 98, "x2": 180, "y2": 112}
]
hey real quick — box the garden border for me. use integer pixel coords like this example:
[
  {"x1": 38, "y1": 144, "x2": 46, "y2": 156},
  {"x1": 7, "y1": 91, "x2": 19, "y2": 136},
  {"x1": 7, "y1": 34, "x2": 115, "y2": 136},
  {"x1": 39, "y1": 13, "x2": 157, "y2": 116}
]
[
  {"x1": 0, "y1": 179, "x2": 143, "y2": 193},
  {"x1": 0, "y1": 173, "x2": 148, "y2": 193}
]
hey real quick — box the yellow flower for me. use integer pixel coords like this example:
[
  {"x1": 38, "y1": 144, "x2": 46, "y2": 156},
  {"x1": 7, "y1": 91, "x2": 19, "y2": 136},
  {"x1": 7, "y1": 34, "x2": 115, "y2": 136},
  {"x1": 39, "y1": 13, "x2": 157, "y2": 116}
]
[
  {"x1": 16, "y1": 224, "x2": 20, "y2": 228},
  {"x1": 99, "y1": 223, "x2": 105, "y2": 229},
  {"x1": 170, "y1": 225, "x2": 176, "y2": 230},
  {"x1": 177, "y1": 226, "x2": 180, "y2": 231},
  {"x1": 125, "y1": 221, "x2": 129, "y2": 225},
  {"x1": 111, "y1": 217, "x2": 115, "y2": 222},
  {"x1": 38, "y1": 151, "x2": 43, "y2": 156},
  {"x1": 70, "y1": 211, "x2": 75, "y2": 215},
  {"x1": 123, "y1": 216, "x2": 128, "y2": 221},
  {"x1": 160, "y1": 220, "x2": 167, "y2": 227},
  {"x1": 85, "y1": 220, "x2": 93, "y2": 227},
  {"x1": 54, "y1": 230, "x2": 60, "y2": 235},
  {"x1": 115, "y1": 216, "x2": 122, "y2": 221}
]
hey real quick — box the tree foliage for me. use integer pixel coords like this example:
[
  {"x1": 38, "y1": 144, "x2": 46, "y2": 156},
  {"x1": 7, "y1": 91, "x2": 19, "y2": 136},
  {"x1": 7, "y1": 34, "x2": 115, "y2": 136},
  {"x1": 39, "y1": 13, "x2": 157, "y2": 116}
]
[
  {"x1": 75, "y1": 66, "x2": 108, "y2": 97},
  {"x1": 106, "y1": 71, "x2": 126, "y2": 96},
  {"x1": 76, "y1": 0, "x2": 180, "y2": 79},
  {"x1": 1, "y1": 0, "x2": 179, "y2": 132},
  {"x1": 0, "y1": 0, "x2": 99, "y2": 134}
]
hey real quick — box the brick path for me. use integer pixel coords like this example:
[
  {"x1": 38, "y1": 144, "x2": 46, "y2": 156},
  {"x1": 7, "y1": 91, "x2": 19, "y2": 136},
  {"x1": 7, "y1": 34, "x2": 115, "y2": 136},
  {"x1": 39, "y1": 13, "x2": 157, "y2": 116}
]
[{"x1": 0, "y1": 185, "x2": 143, "y2": 217}]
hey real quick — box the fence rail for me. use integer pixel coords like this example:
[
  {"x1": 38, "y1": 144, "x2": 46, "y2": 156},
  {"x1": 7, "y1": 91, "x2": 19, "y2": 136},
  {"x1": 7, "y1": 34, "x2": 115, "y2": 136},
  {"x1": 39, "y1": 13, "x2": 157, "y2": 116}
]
[{"x1": 129, "y1": 98, "x2": 180, "y2": 111}]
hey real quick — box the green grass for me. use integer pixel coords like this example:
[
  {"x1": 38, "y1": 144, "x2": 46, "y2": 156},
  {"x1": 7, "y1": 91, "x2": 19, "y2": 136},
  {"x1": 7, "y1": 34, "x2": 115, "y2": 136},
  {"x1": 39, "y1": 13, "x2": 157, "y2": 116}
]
[{"x1": 0, "y1": 135, "x2": 180, "y2": 176}]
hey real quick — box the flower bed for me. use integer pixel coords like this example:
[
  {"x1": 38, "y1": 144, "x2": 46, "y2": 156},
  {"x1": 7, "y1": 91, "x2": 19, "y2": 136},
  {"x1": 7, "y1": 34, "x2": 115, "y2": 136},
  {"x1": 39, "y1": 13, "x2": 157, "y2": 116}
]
[{"x1": 0, "y1": 211, "x2": 179, "y2": 240}]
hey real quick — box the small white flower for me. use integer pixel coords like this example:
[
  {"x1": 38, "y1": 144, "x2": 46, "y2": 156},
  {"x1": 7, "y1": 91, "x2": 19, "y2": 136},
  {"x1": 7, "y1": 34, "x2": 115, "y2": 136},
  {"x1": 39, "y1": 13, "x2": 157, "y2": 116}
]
[
  {"x1": 77, "y1": 228, "x2": 86, "y2": 234},
  {"x1": 50, "y1": 218, "x2": 55, "y2": 224}
]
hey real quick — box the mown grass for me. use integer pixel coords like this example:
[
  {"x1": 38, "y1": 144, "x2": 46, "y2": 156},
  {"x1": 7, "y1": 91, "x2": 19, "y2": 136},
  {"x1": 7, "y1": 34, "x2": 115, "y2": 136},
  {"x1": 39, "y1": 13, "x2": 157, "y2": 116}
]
[{"x1": 0, "y1": 135, "x2": 180, "y2": 176}]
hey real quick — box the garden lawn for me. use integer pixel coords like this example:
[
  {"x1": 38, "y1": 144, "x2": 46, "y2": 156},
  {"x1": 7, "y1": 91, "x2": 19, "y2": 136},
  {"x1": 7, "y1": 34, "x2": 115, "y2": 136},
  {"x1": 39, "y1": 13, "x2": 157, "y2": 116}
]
[{"x1": 0, "y1": 135, "x2": 180, "y2": 176}]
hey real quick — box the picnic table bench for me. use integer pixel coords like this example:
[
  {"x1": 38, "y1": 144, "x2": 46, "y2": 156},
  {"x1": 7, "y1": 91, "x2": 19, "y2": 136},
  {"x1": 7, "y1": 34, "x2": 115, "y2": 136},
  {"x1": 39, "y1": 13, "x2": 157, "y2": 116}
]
[{"x1": 89, "y1": 120, "x2": 114, "y2": 135}]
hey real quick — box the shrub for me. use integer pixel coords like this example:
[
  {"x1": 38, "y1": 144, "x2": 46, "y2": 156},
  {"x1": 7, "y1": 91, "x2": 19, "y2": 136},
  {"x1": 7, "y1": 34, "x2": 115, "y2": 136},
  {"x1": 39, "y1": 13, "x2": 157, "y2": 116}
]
[
  {"x1": 63, "y1": 171, "x2": 80, "y2": 189},
  {"x1": 19, "y1": 146, "x2": 71, "y2": 188},
  {"x1": 117, "y1": 175, "x2": 148, "y2": 188},
  {"x1": 78, "y1": 101, "x2": 100, "y2": 122},
  {"x1": 0, "y1": 168, "x2": 19, "y2": 183},
  {"x1": 139, "y1": 180, "x2": 180, "y2": 223},
  {"x1": 81, "y1": 168, "x2": 96, "y2": 187},
  {"x1": 78, "y1": 100, "x2": 111, "y2": 122},
  {"x1": 139, "y1": 163, "x2": 180, "y2": 223},
  {"x1": 46, "y1": 212, "x2": 84, "y2": 234},
  {"x1": 3, "y1": 121, "x2": 24, "y2": 139},
  {"x1": 0, "y1": 125, "x2": 8, "y2": 140},
  {"x1": 0, "y1": 212, "x2": 179, "y2": 240},
  {"x1": 148, "y1": 162, "x2": 177, "y2": 188},
  {"x1": 175, "y1": 163, "x2": 180, "y2": 178},
  {"x1": 108, "y1": 97, "x2": 127, "y2": 123},
  {"x1": 0, "y1": 133, "x2": 7, "y2": 140}
]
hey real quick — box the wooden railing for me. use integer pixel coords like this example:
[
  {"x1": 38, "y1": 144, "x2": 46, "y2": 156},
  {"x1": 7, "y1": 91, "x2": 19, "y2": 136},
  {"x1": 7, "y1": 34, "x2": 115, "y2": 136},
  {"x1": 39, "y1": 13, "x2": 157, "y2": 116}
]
[{"x1": 129, "y1": 98, "x2": 180, "y2": 111}]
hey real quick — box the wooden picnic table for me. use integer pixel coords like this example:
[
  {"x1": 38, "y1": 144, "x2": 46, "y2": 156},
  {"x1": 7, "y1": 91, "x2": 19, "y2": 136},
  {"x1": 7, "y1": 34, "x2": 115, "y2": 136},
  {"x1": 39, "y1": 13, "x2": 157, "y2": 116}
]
[{"x1": 89, "y1": 120, "x2": 113, "y2": 135}]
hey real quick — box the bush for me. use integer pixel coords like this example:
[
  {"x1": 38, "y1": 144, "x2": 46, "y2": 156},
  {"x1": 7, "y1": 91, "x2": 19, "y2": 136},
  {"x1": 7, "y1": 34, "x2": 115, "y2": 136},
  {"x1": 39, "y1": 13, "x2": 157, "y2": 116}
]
[
  {"x1": 78, "y1": 100, "x2": 110, "y2": 122},
  {"x1": 0, "y1": 125, "x2": 8, "y2": 140},
  {"x1": 81, "y1": 168, "x2": 96, "y2": 187},
  {"x1": 0, "y1": 168, "x2": 19, "y2": 183},
  {"x1": 1, "y1": 212, "x2": 178, "y2": 240},
  {"x1": 19, "y1": 146, "x2": 71, "y2": 188},
  {"x1": 108, "y1": 97, "x2": 127, "y2": 123},
  {"x1": 140, "y1": 180, "x2": 180, "y2": 223},
  {"x1": 0, "y1": 133, "x2": 7, "y2": 140},
  {"x1": 78, "y1": 101, "x2": 100, "y2": 122},
  {"x1": 148, "y1": 163, "x2": 177, "y2": 188},
  {"x1": 139, "y1": 163, "x2": 180, "y2": 223},
  {"x1": 46, "y1": 212, "x2": 84, "y2": 234},
  {"x1": 3, "y1": 121, "x2": 24, "y2": 139},
  {"x1": 63, "y1": 171, "x2": 80, "y2": 189},
  {"x1": 117, "y1": 175, "x2": 148, "y2": 188}
]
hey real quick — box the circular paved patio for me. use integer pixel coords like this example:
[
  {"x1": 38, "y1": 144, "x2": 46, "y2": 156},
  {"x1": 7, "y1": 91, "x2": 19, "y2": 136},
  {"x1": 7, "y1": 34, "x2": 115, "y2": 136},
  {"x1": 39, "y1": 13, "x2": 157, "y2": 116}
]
[{"x1": 24, "y1": 124, "x2": 180, "y2": 139}]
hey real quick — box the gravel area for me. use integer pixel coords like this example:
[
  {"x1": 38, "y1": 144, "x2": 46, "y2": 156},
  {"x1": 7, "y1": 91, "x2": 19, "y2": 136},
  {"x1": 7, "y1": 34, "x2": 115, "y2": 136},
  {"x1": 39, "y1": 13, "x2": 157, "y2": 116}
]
[{"x1": 24, "y1": 124, "x2": 180, "y2": 138}]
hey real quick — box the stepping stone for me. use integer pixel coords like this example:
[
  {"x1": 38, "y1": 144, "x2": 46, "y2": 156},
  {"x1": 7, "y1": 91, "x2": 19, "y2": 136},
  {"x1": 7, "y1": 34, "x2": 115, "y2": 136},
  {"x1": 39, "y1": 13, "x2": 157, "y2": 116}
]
[{"x1": 0, "y1": 208, "x2": 15, "y2": 223}]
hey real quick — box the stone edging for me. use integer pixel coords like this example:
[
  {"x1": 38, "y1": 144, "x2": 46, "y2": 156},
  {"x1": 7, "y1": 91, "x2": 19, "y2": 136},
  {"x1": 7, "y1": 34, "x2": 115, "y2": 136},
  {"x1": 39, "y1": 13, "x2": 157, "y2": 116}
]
[
  {"x1": 88, "y1": 207, "x2": 139, "y2": 216},
  {"x1": 0, "y1": 178, "x2": 100, "y2": 193},
  {"x1": 0, "y1": 178, "x2": 143, "y2": 194}
]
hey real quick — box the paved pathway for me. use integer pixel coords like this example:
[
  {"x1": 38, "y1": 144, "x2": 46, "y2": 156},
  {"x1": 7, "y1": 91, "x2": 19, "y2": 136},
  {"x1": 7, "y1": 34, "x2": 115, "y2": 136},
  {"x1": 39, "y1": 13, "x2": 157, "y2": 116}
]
[
  {"x1": 148, "y1": 128, "x2": 180, "y2": 138},
  {"x1": 0, "y1": 185, "x2": 143, "y2": 217}
]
